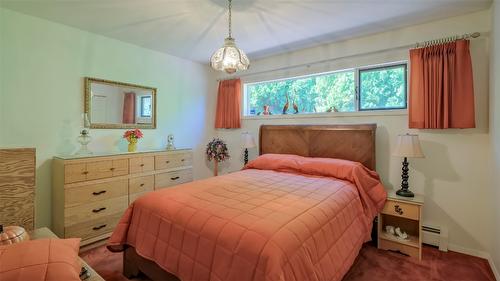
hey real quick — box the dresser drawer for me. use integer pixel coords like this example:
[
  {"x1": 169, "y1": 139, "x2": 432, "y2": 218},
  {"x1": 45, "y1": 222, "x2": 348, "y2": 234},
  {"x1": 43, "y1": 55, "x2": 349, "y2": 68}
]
[
  {"x1": 85, "y1": 160, "x2": 113, "y2": 181},
  {"x1": 65, "y1": 163, "x2": 87, "y2": 183},
  {"x1": 64, "y1": 160, "x2": 129, "y2": 183},
  {"x1": 112, "y1": 159, "x2": 129, "y2": 177},
  {"x1": 64, "y1": 196, "x2": 128, "y2": 225},
  {"x1": 155, "y1": 169, "x2": 193, "y2": 189},
  {"x1": 129, "y1": 175, "x2": 154, "y2": 194},
  {"x1": 382, "y1": 200, "x2": 420, "y2": 220},
  {"x1": 155, "y1": 152, "x2": 192, "y2": 170},
  {"x1": 64, "y1": 180, "x2": 128, "y2": 208},
  {"x1": 65, "y1": 213, "x2": 122, "y2": 241},
  {"x1": 129, "y1": 156, "x2": 154, "y2": 174}
]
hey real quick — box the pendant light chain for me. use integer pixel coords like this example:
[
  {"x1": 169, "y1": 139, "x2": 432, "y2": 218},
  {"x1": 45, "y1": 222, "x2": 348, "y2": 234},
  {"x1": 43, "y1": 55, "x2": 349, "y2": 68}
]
[{"x1": 228, "y1": 0, "x2": 232, "y2": 39}]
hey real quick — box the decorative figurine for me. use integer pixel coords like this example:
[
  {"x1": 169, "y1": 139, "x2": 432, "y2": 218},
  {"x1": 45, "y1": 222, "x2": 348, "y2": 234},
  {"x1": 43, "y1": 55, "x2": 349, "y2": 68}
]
[
  {"x1": 282, "y1": 93, "x2": 290, "y2": 114},
  {"x1": 293, "y1": 100, "x2": 299, "y2": 114},
  {"x1": 166, "y1": 134, "x2": 176, "y2": 150},
  {"x1": 262, "y1": 105, "x2": 271, "y2": 115}
]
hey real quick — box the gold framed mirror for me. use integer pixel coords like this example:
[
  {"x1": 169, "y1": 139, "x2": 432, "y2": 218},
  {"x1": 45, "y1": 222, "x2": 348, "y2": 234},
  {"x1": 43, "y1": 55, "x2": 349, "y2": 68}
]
[{"x1": 84, "y1": 77, "x2": 157, "y2": 129}]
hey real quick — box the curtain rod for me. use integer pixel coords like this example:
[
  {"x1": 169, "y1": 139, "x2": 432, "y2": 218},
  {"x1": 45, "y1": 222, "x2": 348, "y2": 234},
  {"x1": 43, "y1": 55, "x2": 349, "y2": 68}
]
[
  {"x1": 216, "y1": 31, "x2": 482, "y2": 82},
  {"x1": 414, "y1": 31, "x2": 480, "y2": 49}
]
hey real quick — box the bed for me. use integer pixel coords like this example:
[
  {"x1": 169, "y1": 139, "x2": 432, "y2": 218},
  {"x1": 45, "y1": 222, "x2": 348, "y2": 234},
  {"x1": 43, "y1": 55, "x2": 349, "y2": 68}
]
[{"x1": 107, "y1": 124, "x2": 387, "y2": 281}]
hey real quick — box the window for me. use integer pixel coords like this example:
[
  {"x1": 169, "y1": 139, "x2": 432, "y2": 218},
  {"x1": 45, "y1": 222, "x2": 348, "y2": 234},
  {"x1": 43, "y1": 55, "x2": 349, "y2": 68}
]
[
  {"x1": 244, "y1": 62, "x2": 407, "y2": 116},
  {"x1": 140, "y1": 96, "x2": 152, "y2": 117},
  {"x1": 359, "y1": 64, "x2": 407, "y2": 110}
]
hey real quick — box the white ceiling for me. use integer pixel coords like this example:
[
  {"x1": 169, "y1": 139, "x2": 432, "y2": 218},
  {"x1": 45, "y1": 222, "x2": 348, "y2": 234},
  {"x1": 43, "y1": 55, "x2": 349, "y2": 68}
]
[{"x1": 0, "y1": 0, "x2": 492, "y2": 63}]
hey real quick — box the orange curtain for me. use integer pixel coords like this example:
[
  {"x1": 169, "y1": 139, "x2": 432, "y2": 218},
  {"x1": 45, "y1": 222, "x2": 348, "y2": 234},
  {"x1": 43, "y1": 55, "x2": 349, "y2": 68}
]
[
  {"x1": 123, "y1": 92, "x2": 136, "y2": 124},
  {"x1": 409, "y1": 39, "x2": 475, "y2": 129},
  {"x1": 215, "y1": 79, "x2": 241, "y2": 129}
]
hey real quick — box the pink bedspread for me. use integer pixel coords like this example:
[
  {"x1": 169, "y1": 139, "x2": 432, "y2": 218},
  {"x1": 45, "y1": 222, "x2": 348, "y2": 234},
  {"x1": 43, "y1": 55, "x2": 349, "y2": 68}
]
[{"x1": 108, "y1": 154, "x2": 386, "y2": 281}]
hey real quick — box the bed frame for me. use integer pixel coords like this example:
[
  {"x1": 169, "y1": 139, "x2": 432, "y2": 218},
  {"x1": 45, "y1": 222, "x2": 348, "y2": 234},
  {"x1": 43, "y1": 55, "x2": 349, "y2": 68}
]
[{"x1": 123, "y1": 124, "x2": 377, "y2": 281}]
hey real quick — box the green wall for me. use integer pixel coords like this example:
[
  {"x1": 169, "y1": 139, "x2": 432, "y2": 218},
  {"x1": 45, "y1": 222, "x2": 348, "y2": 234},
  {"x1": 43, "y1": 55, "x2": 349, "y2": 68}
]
[{"x1": 0, "y1": 7, "x2": 216, "y2": 228}]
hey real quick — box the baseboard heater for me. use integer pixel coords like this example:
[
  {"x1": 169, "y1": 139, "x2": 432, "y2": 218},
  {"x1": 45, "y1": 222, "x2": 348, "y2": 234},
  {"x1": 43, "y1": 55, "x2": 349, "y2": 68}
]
[{"x1": 422, "y1": 224, "x2": 448, "y2": 252}]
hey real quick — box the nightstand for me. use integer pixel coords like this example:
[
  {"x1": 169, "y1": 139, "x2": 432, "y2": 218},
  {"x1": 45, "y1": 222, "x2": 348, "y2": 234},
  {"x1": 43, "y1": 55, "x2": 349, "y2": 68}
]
[{"x1": 378, "y1": 190, "x2": 424, "y2": 260}]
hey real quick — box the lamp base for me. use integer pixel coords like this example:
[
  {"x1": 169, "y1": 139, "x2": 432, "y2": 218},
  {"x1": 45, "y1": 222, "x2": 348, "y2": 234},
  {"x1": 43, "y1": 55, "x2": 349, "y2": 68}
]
[{"x1": 396, "y1": 188, "x2": 415, "y2": 197}]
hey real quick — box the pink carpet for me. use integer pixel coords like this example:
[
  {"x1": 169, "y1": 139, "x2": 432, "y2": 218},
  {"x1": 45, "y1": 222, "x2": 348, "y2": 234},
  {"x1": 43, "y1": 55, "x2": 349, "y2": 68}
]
[{"x1": 81, "y1": 243, "x2": 495, "y2": 281}]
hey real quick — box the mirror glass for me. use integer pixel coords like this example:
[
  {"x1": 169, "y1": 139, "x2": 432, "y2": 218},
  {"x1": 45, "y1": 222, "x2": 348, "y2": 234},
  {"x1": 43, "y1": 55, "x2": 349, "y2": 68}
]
[{"x1": 85, "y1": 78, "x2": 157, "y2": 129}]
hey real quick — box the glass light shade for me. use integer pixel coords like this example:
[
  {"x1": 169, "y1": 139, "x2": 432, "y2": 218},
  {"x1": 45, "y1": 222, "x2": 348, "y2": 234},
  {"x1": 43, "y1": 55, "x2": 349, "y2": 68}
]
[
  {"x1": 393, "y1": 134, "x2": 425, "y2": 158},
  {"x1": 210, "y1": 37, "x2": 249, "y2": 74}
]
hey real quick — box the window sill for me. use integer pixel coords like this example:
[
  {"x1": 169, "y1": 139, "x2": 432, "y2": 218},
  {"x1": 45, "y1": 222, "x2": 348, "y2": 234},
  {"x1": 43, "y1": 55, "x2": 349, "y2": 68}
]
[{"x1": 242, "y1": 109, "x2": 408, "y2": 120}]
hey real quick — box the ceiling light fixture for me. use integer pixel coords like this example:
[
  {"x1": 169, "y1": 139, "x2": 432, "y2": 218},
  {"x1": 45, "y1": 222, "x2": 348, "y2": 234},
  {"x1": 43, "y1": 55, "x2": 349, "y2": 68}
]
[{"x1": 210, "y1": 0, "x2": 249, "y2": 74}]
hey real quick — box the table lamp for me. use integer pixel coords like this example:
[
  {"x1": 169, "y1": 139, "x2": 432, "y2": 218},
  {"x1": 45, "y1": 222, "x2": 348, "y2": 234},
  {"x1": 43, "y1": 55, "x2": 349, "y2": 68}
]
[
  {"x1": 242, "y1": 132, "x2": 256, "y2": 165},
  {"x1": 393, "y1": 133, "x2": 425, "y2": 197}
]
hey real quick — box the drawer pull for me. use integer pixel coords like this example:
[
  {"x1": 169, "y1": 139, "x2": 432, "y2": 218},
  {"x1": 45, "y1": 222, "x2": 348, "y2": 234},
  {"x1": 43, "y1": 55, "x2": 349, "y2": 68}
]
[
  {"x1": 166, "y1": 161, "x2": 170, "y2": 164},
  {"x1": 92, "y1": 190, "x2": 107, "y2": 196},
  {"x1": 394, "y1": 205, "x2": 404, "y2": 215},
  {"x1": 92, "y1": 207, "x2": 106, "y2": 213},
  {"x1": 82, "y1": 171, "x2": 89, "y2": 175},
  {"x1": 140, "y1": 164, "x2": 145, "y2": 167},
  {"x1": 110, "y1": 167, "x2": 115, "y2": 171},
  {"x1": 92, "y1": 224, "x2": 107, "y2": 231},
  {"x1": 140, "y1": 183, "x2": 145, "y2": 187},
  {"x1": 170, "y1": 176, "x2": 180, "y2": 180},
  {"x1": 181, "y1": 159, "x2": 185, "y2": 162}
]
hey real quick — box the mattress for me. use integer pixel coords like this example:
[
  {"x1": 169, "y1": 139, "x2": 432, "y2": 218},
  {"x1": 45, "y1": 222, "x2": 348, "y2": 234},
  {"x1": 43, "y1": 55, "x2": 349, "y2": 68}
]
[{"x1": 108, "y1": 154, "x2": 387, "y2": 281}]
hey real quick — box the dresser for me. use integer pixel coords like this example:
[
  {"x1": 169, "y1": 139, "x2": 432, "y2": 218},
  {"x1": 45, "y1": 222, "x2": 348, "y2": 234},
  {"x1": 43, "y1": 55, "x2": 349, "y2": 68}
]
[
  {"x1": 52, "y1": 149, "x2": 193, "y2": 246},
  {"x1": 0, "y1": 148, "x2": 36, "y2": 231}
]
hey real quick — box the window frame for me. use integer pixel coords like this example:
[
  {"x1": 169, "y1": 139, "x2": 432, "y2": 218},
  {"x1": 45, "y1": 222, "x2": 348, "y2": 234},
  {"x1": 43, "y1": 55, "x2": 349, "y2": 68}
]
[
  {"x1": 243, "y1": 60, "x2": 408, "y2": 117},
  {"x1": 140, "y1": 96, "x2": 152, "y2": 118},
  {"x1": 357, "y1": 62, "x2": 408, "y2": 111}
]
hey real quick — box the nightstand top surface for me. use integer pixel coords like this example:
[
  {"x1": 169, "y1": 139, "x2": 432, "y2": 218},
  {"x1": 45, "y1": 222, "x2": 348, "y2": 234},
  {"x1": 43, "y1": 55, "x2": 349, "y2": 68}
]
[{"x1": 386, "y1": 189, "x2": 424, "y2": 205}]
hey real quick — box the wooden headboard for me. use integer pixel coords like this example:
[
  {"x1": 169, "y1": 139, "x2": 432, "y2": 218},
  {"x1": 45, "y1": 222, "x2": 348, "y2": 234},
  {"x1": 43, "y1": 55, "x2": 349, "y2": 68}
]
[{"x1": 259, "y1": 124, "x2": 377, "y2": 170}]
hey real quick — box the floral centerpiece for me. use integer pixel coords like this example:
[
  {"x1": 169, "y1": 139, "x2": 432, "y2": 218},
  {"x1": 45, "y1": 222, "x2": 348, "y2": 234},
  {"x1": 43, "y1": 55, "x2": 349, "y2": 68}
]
[
  {"x1": 206, "y1": 138, "x2": 229, "y2": 176},
  {"x1": 123, "y1": 129, "x2": 143, "y2": 152}
]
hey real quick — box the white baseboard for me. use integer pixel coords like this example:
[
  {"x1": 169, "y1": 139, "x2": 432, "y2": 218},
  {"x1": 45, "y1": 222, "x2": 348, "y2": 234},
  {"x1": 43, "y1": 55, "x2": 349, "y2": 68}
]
[{"x1": 448, "y1": 243, "x2": 499, "y2": 280}]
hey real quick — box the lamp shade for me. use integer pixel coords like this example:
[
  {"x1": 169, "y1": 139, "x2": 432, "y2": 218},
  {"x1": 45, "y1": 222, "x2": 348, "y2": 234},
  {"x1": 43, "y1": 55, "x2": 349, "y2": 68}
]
[
  {"x1": 210, "y1": 37, "x2": 250, "y2": 74},
  {"x1": 393, "y1": 133, "x2": 425, "y2": 158},
  {"x1": 241, "y1": 132, "x2": 256, "y2": 149}
]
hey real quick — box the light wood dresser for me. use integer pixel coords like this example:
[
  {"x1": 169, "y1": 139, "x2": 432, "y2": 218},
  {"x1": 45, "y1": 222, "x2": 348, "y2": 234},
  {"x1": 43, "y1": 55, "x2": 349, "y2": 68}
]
[
  {"x1": 0, "y1": 148, "x2": 36, "y2": 231},
  {"x1": 378, "y1": 190, "x2": 424, "y2": 260},
  {"x1": 52, "y1": 149, "x2": 193, "y2": 246}
]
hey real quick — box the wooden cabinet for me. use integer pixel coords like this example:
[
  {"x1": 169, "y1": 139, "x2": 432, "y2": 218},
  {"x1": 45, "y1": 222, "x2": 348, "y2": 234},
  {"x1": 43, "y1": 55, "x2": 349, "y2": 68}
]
[
  {"x1": 52, "y1": 149, "x2": 192, "y2": 246},
  {"x1": 378, "y1": 190, "x2": 424, "y2": 260},
  {"x1": 0, "y1": 148, "x2": 36, "y2": 231}
]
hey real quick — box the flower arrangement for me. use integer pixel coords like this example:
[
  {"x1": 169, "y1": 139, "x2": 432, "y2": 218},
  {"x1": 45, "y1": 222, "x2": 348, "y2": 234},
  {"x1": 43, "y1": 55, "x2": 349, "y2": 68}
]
[
  {"x1": 123, "y1": 129, "x2": 143, "y2": 142},
  {"x1": 206, "y1": 138, "x2": 230, "y2": 162},
  {"x1": 206, "y1": 138, "x2": 229, "y2": 176},
  {"x1": 123, "y1": 129, "x2": 143, "y2": 152}
]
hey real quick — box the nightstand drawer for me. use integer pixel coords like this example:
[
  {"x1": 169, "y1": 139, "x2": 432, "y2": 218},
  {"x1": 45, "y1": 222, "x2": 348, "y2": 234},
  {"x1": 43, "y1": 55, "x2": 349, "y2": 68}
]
[
  {"x1": 379, "y1": 239, "x2": 420, "y2": 258},
  {"x1": 382, "y1": 200, "x2": 419, "y2": 220}
]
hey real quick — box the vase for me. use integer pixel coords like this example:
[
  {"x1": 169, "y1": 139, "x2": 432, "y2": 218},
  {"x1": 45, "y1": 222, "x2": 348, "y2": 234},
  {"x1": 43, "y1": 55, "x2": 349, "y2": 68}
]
[
  {"x1": 128, "y1": 140, "x2": 138, "y2": 152},
  {"x1": 214, "y1": 161, "x2": 218, "y2": 176}
]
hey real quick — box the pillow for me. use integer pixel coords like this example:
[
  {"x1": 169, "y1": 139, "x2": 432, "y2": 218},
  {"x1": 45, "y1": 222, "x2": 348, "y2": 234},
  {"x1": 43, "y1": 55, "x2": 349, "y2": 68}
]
[{"x1": 0, "y1": 238, "x2": 82, "y2": 281}]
